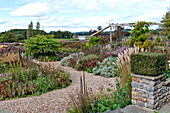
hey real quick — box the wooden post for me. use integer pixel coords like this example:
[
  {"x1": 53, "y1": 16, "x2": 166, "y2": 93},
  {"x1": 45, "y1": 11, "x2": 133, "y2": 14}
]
[{"x1": 110, "y1": 25, "x2": 112, "y2": 44}]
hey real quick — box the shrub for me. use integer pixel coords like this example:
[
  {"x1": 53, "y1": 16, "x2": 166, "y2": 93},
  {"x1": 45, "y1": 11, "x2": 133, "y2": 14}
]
[
  {"x1": 86, "y1": 37, "x2": 101, "y2": 48},
  {"x1": 114, "y1": 46, "x2": 145, "y2": 99},
  {"x1": 78, "y1": 59, "x2": 98, "y2": 72},
  {"x1": 155, "y1": 36, "x2": 161, "y2": 43},
  {"x1": 24, "y1": 35, "x2": 62, "y2": 59},
  {"x1": 164, "y1": 69, "x2": 170, "y2": 80},
  {"x1": 74, "y1": 54, "x2": 98, "y2": 72},
  {"x1": 131, "y1": 52, "x2": 166, "y2": 76},
  {"x1": 77, "y1": 54, "x2": 98, "y2": 63},
  {"x1": 68, "y1": 77, "x2": 131, "y2": 113},
  {"x1": 93, "y1": 56, "x2": 117, "y2": 78},
  {"x1": 60, "y1": 52, "x2": 85, "y2": 66},
  {"x1": 134, "y1": 40, "x2": 154, "y2": 49},
  {"x1": 105, "y1": 46, "x2": 129, "y2": 57},
  {"x1": 0, "y1": 61, "x2": 71, "y2": 100}
]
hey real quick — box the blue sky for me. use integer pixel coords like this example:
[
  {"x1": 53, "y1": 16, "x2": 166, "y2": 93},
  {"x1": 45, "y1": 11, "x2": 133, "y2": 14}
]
[{"x1": 0, "y1": 0, "x2": 169, "y2": 32}]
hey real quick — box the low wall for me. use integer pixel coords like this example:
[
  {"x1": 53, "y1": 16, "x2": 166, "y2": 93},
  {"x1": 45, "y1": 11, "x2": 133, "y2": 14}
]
[{"x1": 131, "y1": 73, "x2": 170, "y2": 110}]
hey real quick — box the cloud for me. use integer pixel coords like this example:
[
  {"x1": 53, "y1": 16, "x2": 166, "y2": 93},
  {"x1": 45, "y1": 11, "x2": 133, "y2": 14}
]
[
  {"x1": 1, "y1": 0, "x2": 169, "y2": 32},
  {"x1": 10, "y1": 2, "x2": 48, "y2": 17},
  {"x1": 0, "y1": 18, "x2": 9, "y2": 25},
  {"x1": 0, "y1": 7, "x2": 12, "y2": 10}
]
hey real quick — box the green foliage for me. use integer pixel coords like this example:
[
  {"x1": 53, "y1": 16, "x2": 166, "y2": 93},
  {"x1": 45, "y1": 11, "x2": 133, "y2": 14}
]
[
  {"x1": 60, "y1": 52, "x2": 85, "y2": 66},
  {"x1": 24, "y1": 35, "x2": 62, "y2": 58},
  {"x1": 60, "y1": 55, "x2": 73, "y2": 66},
  {"x1": 77, "y1": 54, "x2": 98, "y2": 63},
  {"x1": 49, "y1": 30, "x2": 73, "y2": 39},
  {"x1": 27, "y1": 29, "x2": 46, "y2": 39},
  {"x1": 161, "y1": 11, "x2": 170, "y2": 37},
  {"x1": 86, "y1": 37, "x2": 101, "y2": 47},
  {"x1": 164, "y1": 69, "x2": 170, "y2": 80},
  {"x1": 0, "y1": 61, "x2": 71, "y2": 100},
  {"x1": 1, "y1": 32, "x2": 17, "y2": 42},
  {"x1": 131, "y1": 52, "x2": 166, "y2": 76},
  {"x1": 155, "y1": 36, "x2": 161, "y2": 43},
  {"x1": 129, "y1": 21, "x2": 150, "y2": 46},
  {"x1": 134, "y1": 40, "x2": 154, "y2": 48},
  {"x1": 167, "y1": 33, "x2": 170, "y2": 39},
  {"x1": 93, "y1": 83, "x2": 131, "y2": 112},
  {"x1": 68, "y1": 80, "x2": 131, "y2": 113},
  {"x1": 36, "y1": 21, "x2": 40, "y2": 30},
  {"x1": 93, "y1": 56, "x2": 117, "y2": 77}
]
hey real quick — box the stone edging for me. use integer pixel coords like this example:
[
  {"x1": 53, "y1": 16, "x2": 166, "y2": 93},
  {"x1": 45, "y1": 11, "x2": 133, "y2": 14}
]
[
  {"x1": 165, "y1": 78, "x2": 170, "y2": 85},
  {"x1": 131, "y1": 73, "x2": 165, "y2": 80}
]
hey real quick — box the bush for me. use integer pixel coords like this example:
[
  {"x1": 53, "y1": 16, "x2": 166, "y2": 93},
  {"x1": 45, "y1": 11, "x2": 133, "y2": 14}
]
[
  {"x1": 74, "y1": 54, "x2": 98, "y2": 72},
  {"x1": 105, "y1": 46, "x2": 129, "y2": 57},
  {"x1": 93, "y1": 56, "x2": 117, "y2": 78},
  {"x1": 155, "y1": 36, "x2": 161, "y2": 43},
  {"x1": 60, "y1": 52, "x2": 85, "y2": 66},
  {"x1": 0, "y1": 60, "x2": 71, "y2": 100},
  {"x1": 131, "y1": 52, "x2": 166, "y2": 76},
  {"x1": 86, "y1": 37, "x2": 101, "y2": 48},
  {"x1": 24, "y1": 35, "x2": 62, "y2": 59},
  {"x1": 68, "y1": 79, "x2": 131, "y2": 113}
]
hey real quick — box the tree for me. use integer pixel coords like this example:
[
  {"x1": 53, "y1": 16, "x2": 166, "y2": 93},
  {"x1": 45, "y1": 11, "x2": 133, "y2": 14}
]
[
  {"x1": 36, "y1": 21, "x2": 40, "y2": 30},
  {"x1": 1, "y1": 32, "x2": 17, "y2": 42},
  {"x1": 97, "y1": 26, "x2": 102, "y2": 31},
  {"x1": 161, "y1": 7, "x2": 170, "y2": 39},
  {"x1": 129, "y1": 21, "x2": 150, "y2": 46},
  {"x1": 24, "y1": 35, "x2": 62, "y2": 58},
  {"x1": 113, "y1": 26, "x2": 126, "y2": 41},
  {"x1": 29, "y1": 21, "x2": 33, "y2": 30},
  {"x1": 27, "y1": 21, "x2": 34, "y2": 38},
  {"x1": 49, "y1": 30, "x2": 73, "y2": 38}
]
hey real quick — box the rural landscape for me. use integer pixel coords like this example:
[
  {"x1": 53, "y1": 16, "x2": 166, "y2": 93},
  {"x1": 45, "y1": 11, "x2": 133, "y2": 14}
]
[{"x1": 0, "y1": 0, "x2": 170, "y2": 113}]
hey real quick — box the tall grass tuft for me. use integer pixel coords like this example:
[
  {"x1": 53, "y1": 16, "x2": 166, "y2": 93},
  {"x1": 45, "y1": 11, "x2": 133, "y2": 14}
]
[{"x1": 115, "y1": 46, "x2": 145, "y2": 97}]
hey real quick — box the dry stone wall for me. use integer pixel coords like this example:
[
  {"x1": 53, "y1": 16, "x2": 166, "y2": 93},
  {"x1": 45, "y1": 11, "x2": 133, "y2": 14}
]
[{"x1": 131, "y1": 73, "x2": 170, "y2": 110}]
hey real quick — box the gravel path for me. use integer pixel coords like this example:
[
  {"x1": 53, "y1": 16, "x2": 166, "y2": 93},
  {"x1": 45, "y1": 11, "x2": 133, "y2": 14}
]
[{"x1": 0, "y1": 62, "x2": 116, "y2": 113}]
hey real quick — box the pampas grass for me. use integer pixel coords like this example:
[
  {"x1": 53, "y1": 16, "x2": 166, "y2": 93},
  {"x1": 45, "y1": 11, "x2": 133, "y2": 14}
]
[{"x1": 115, "y1": 46, "x2": 145, "y2": 96}]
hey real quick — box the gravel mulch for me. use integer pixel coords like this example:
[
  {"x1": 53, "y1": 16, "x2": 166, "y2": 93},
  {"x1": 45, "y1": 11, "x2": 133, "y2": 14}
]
[{"x1": 0, "y1": 62, "x2": 116, "y2": 113}]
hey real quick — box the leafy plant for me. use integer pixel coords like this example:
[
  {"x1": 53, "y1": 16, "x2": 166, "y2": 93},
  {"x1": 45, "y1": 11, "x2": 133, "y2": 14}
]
[
  {"x1": 93, "y1": 56, "x2": 117, "y2": 78},
  {"x1": 68, "y1": 76, "x2": 131, "y2": 113},
  {"x1": 105, "y1": 46, "x2": 129, "y2": 57},
  {"x1": 155, "y1": 36, "x2": 161, "y2": 43},
  {"x1": 24, "y1": 35, "x2": 62, "y2": 59},
  {"x1": 114, "y1": 46, "x2": 146, "y2": 99},
  {"x1": 129, "y1": 21, "x2": 150, "y2": 47},
  {"x1": 93, "y1": 82, "x2": 131, "y2": 112},
  {"x1": 131, "y1": 52, "x2": 166, "y2": 76},
  {"x1": 72, "y1": 54, "x2": 99, "y2": 72},
  {"x1": 86, "y1": 37, "x2": 101, "y2": 48},
  {"x1": 60, "y1": 52, "x2": 85, "y2": 66},
  {"x1": 164, "y1": 69, "x2": 170, "y2": 80},
  {"x1": 0, "y1": 60, "x2": 71, "y2": 100}
]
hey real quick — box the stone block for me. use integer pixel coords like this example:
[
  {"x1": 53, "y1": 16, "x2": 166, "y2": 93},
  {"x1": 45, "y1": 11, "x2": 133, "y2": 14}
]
[
  {"x1": 132, "y1": 81, "x2": 139, "y2": 87},
  {"x1": 141, "y1": 79, "x2": 151, "y2": 84},
  {"x1": 131, "y1": 100, "x2": 136, "y2": 104},
  {"x1": 132, "y1": 91, "x2": 139, "y2": 97},
  {"x1": 132, "y1": 77, "x2": 140, "y2": 83},
  {"x1": 132, "y1": 97, "x2": 147, "y2": 102},
  {"x1": 148, "y1": 99, "x2": 157, "y2": 105},
  {"x1": 148, "y1": 94, "x2": 156, "y2": 99},
  {"x1": 153, "y1": 102, "x2": 159, "y2": 109},
  {"x1": 145, "y1": 103, "x2": 154, "y2": 109},
  {"x1": 136, "y1": 100, "x2": 145, "y2": 107}
]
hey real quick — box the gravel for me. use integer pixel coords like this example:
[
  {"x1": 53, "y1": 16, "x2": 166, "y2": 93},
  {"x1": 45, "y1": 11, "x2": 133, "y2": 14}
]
[{"x1": 0, "y1": 62, "x2": 116, "y2": 113}]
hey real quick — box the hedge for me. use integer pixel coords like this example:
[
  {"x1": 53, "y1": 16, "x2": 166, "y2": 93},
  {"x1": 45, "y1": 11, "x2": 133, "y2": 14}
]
[{"x1": 130, "y1": 52, "x2": 166, "y2": 76}]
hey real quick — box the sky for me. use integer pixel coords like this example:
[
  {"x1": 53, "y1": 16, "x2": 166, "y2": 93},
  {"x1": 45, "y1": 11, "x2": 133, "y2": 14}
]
[{"x1": 0, "y1": 0, "x2": 169, "y2": 32}]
